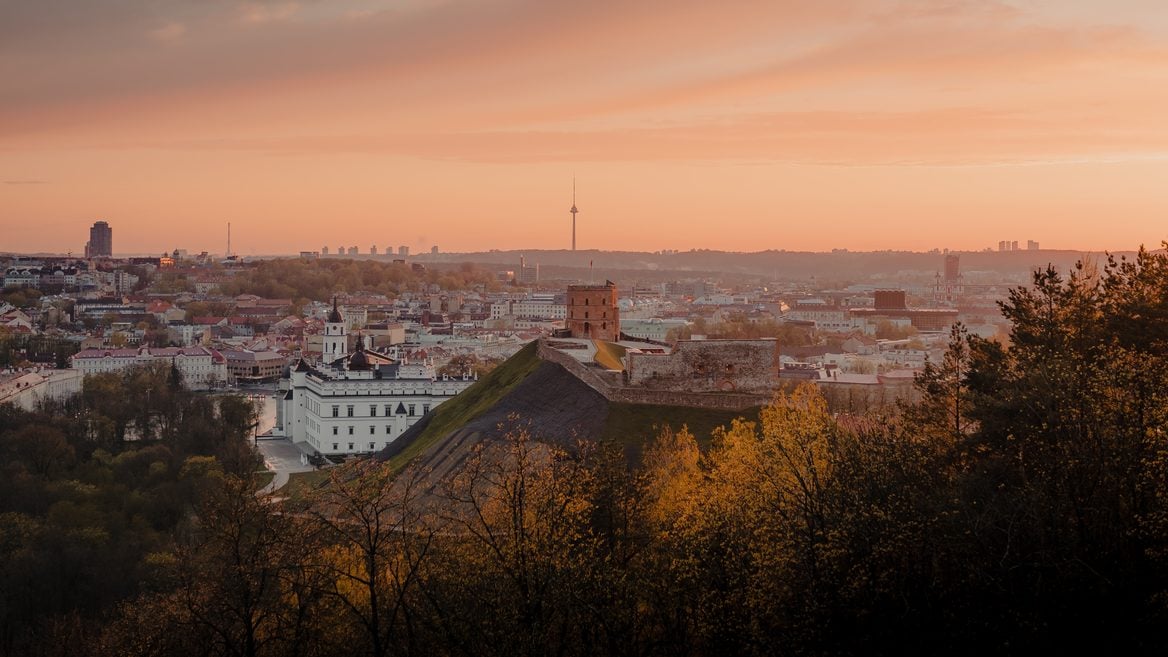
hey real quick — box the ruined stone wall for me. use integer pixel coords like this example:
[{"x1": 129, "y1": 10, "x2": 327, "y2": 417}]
[
  {"x1": 537, "y1": 339, "x2": 771, "y2": 411},
  {"x1": 536, "y1": 341, "x2": 621, "y2": 396},
  {"x1": 626, "y1": 339, "x2": 778, "y2": 393},
  {"x1": 605, "y1": 386, "x2": 771, "y2": 411}
]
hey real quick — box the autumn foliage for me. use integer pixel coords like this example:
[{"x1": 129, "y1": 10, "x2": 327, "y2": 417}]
[{"x1": 10, "y1": 248, "x2": 1168, "y2": 655}]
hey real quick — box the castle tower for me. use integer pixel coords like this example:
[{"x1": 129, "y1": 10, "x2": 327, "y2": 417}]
[
  {"x1": 567, "y1": 280, "x2": 619, "y2": 341},
  {"x1": 322, "y1": 297, "x2": 348, "y2": 361}
]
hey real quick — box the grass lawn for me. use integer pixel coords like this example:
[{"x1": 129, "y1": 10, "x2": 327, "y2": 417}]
[
  {"x1": 282, "y1": 469, "x2": 333, "y2": 501},
  {"x1": 252, "y1": 470, "x2": 275, "y2": 491},
  {"x1": 593, "y1": 340, "x2": 627, "y2": 371}
]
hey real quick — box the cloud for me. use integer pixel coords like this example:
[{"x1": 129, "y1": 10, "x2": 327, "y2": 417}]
[
  {"x1": 2, "y1": 0, "x2": 1167, "y2": 170},
  {"x1": 237, "y1": 2, "x2": 301, "y2": 25},
  {"x1": 149, "y1": 21, "x2": 187, "y2": 43}
]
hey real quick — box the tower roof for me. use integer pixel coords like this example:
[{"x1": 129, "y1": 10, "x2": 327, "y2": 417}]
[
  {"x1": 327, "y1": 296, "x2": 343, "y2": 323},
  {"x1": 349, "y1": 334, "x2": 370, "y2": 370}
]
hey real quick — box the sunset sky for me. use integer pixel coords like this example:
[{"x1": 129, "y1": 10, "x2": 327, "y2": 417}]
[{"x1": 3, "y1": 0, "x2": 1168, "y2": 256}]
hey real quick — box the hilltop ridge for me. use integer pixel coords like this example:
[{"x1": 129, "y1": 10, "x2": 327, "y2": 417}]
[{"x1": 379, "y1": 340, "x2": 752, "y2": 481}]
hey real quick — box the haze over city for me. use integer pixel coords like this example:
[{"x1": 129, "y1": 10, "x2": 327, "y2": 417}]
[{"x1": 5, "y1": 0, "x2": 1168, "y2": 255}]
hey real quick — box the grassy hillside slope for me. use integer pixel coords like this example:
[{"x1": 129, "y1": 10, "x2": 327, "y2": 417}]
[
  {"x1": 381, "y1": 340, "x2": 543, "y2": 470},
  {"x1": 381, "y1": 340, "x2": 760, "y2": 475}
]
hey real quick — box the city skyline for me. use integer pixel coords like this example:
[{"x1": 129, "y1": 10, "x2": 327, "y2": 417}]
[
  {"x1": 4, "y1": 1, "x2": 1168, "y2": 255},
  {"x1": 0, "y1": 216, "x2": 1074, "y2": 259}
]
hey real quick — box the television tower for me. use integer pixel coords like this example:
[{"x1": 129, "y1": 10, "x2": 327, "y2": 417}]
[{"x1": 569, "y1": 178, "x2": 578, "y2": 251}]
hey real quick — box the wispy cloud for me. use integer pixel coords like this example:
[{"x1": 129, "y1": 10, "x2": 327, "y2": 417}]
[
  {"x1": 4, "y1": 0, "x2": 1168, "y2": 254},
  {"x1": 149, "y1": 21, "x2": 186, "y2": 43}
]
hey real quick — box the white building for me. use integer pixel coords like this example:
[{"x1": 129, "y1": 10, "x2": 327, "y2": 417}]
[
  {"x1": 0, "y1": 369, "x2": 84, "y2": 410},
  {"x1": 491, "y1": 295, "x2": 566, "y2": 321},
  {"x1": 620, "y1": 318, "x2": 688, "y2": 342},
  {"x1": 274, "y1": 299, "x2": 475, "y2": 456},
  {"x1": 70, "y1": 346, "x2": 228, "y2": 390},
  {"x1": 786, "y1": 299, "x2": 856, "y2": 332}
]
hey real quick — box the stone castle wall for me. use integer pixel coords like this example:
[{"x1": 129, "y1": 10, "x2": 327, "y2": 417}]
[
  {"x1": 625, "y1": 339, "x2": 778, "y2": 393},
  {"x1": 537, "y1": 340, "x2": 772, "y2": 411}
]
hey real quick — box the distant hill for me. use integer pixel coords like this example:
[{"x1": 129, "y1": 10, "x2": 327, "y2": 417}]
[
  {"x1": 412, "y1": 247, "x2": 1124, "y2": 283},
  {"x1": 379, "y1": 340, "x2": 753, "y2": 481}
]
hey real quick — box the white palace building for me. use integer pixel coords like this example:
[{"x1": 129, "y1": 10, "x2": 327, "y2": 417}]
[{"x1": 273, "y1": 299, "x2": 475, "y2": 456}]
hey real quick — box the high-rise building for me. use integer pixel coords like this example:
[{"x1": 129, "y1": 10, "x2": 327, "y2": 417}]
[
  {"x1": 370, "y1": 245, "x2": 378, "y2": 255},
  {"x1": 347, "y1": 246, "x2": 358, "y2": 256},
  {"x1": 431, "y1": 245, "x2": 439, "y2": 254},
  {"x1": 398, "y1": 246, "x2": 410, "y2": 257},
  {"x1": 517, "y1": 255, "x2": 539, "y2": 284},
  {"x1": 322, "y1": 246, "x2": 330, "y2": 255},
  {"x1": 85, "y1": 221, "x2": 113, "y2": 258},
  {"x1": 935, "y1": 254, "x2": 963, "y2": 305},
  {"x1": 1027, "y1": 240, "x2": 1040, "y2": 250},
  {"x1": 944, "y1": 254, "x2": 960, "y2": 281}
]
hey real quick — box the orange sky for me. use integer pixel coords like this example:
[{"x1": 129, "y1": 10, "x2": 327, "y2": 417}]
[{"x1": 3, "y1": 0, "x2": 1168, "y2": 255}]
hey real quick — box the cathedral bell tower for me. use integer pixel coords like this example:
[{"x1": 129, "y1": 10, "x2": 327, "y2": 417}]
[{"x1": 323, "y1": 297, "x2": 348, "y2": 361}]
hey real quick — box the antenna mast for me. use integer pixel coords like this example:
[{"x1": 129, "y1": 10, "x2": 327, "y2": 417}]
[{"x1": 570, "y1": 177, "x2": 579, "y2": 251}]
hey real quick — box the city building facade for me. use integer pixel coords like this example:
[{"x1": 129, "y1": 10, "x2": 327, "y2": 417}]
[
  {"x1": 273, "y1": 301, "x2": 475, "y2": 456},
  {"x1": 70, "y1": 346, "x2": 229, "y2": 390}
]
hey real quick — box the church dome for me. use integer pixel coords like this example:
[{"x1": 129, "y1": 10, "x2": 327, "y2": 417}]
[
  {"x1": 349, "y1": 349, "x2": 370, "y2": 370},
  {"x1": 348, "y1": 334, "x2": 370, "y2": 370}
]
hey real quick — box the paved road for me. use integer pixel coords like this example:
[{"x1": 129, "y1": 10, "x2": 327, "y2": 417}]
[{"x1": 256, "y1": 438, "x2": 315, "y2": 496}]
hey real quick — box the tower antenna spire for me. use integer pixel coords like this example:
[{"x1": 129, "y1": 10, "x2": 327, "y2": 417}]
[{"x1": 569, "y1": 177, "x2": 579, "y2": 251}]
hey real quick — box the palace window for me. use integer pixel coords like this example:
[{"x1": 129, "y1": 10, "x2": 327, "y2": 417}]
[
  {"x1": 346, "y1": 405, "x2": 354, "y2": 417},
  {"x1": 408, "y1": 404, "x2": 416, "y2": 416},
  {"x1": 348, "y1": 426, "x2": 354, "y2": 435},
  {"x1": 332, "y1": 426, "x2": 338, "y2": 435},
  {"x1": 332, "y1": 405, "x2": 339, "y2": 417},
  {"x1": 370, "y1": 404, "x2": 377, "y2": 417}
]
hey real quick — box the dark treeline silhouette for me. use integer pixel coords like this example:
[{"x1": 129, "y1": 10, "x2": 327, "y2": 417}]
[
  {"x1": 0, "y1": 363, "x2": 259, "y2": 657},
  {"x1": 9, "y1": 248, "x2": 1168, "y2": 656}
]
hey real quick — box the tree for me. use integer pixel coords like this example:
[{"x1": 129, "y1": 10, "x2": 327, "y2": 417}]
[
  {"x1": 171, "y1": 474, "x2": 300, "y2": 657},
  {"x1": 905, "y1": 323, "x2": 970, "y2": 442},
  {"x1": 308, "y1": 461, "x2": 433, "y2": 657},
  {"x1": 435, "y1": 422, "x2": 600, "y2": 657}
]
